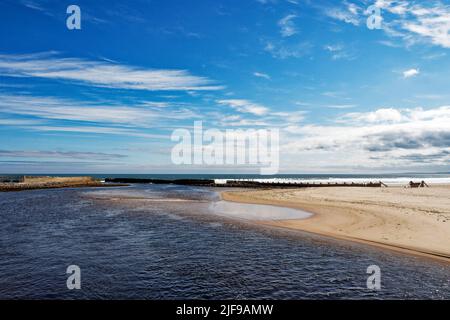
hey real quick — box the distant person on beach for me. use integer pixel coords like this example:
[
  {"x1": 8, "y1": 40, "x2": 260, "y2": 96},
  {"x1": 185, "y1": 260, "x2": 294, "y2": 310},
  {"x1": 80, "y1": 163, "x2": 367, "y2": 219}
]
[{"x1": 408, "y1": 181, "x2": 429, "y2": 188}]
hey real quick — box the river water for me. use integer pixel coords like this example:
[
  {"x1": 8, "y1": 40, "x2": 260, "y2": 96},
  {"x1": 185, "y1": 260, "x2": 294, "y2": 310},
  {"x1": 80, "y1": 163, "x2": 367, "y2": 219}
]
[{"x1": 0, "y1": 184, "x2": 449, "y2": 299}]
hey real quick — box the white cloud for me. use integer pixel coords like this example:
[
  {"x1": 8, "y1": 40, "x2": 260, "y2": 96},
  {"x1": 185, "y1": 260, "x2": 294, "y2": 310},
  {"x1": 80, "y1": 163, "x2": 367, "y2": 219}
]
[
  {"x1": 256, "y1": 0, "x2": 276, "y2": 4},
  {"x1": 376, "y1": 1, "x2": 450, "y2": 48},
  {"x1": 324, "y1": 44, "x2": 355, "y2": 60},
  {"x1": 278, "y1": 14, "x2": 298, "y2": 37},
  {"x1": 253, "y1": 72, "x2": 271, "y2": 80},
  {"x1": 0, "y1": 53, "x2": 223, "y2": 91},
  {"x1": 323, "y1": 1, "x2": 450, "y2": 49},
  {"x1": 326, "y1": 104, "x2": 357, "y2": 109},
  {"x1": 403, "y1": 68, "x2": 420, "y2": 78},
  {"x1": 264, "y1": 41, "x2": 313, "y2": 59},
  {"x1": 140, "y1": 101, "x2": 170, "y2": 108},
  {"x1": 322, "y1": 91, "x2": 347, "y2": 98},
  {"x1": 271, "y1": 110, "x2": 306, "y2": 123},
  {"x1": 280, "y1": 106, "x2": 450, "y2": 169},
  {"x1": 220, "y1": 118, "x2": 269, "y2": 127},
  {"x1": 339, "y1": 108, "x2": 403, "y2": 123},
  {"x1": 402, "y1": 5, "x2": 450, "y2": 48},
  {"x1": 324, "y1": 44, "x2": 342, "y2": 52},
  {"x1": 20, "y1": 0, "x2": 46, "y2": 12},
  {"x1": 216, "y1": 99, "x2": 269, "y2": 116},
  {"x1": 324, "y1": 3, "x2": 360, "y2": 26},
  {"x1": 422, "y1": 52, "x2": 447, "y2": 60},
  {"x1": 347, "y1": 2, "x2": 359, "y2": 15}
]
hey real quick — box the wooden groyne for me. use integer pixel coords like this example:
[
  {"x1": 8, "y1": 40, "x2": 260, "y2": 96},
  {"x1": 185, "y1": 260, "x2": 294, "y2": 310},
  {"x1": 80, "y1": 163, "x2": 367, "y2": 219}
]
[
  {"x1": 216, "y1": 181, "x2": 387, "y2": 188},
  {"x1": 105, "y1": 178, "x2": 388, "y2": 188}
]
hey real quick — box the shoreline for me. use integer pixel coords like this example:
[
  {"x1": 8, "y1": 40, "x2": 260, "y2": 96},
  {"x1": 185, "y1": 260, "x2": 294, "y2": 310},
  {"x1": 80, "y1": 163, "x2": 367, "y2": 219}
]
[{"x1": 222, "y1": 187, "x2": 450, "y2": 264}]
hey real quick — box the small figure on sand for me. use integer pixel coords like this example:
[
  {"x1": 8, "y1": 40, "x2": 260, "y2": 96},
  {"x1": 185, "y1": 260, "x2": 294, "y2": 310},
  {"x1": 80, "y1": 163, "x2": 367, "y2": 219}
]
[{"x1": 408, "y1": 180, "x2": 429, "y2": 188}]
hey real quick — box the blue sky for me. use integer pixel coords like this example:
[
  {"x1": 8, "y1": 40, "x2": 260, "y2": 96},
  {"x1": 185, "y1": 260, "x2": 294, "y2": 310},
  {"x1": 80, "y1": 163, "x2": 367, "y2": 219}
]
[{"x1": 0, "y1": 0, "x2": 450, "y2": 174}]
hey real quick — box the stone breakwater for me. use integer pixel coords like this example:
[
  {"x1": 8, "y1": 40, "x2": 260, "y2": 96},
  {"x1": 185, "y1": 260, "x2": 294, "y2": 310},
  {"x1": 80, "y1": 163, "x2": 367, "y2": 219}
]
[{"x1": 0, "y1": 176, "x2": 125, "y2": 192}]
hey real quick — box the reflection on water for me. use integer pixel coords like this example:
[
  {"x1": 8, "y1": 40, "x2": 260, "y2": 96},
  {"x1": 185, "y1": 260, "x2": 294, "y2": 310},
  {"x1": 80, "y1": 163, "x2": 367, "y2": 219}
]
[
  {"x1": 210, "y1": 200, "x2": 312, "y2": 220},
  {"x1": 0, "y1": 184, "x2": 449, "y2": 299}
]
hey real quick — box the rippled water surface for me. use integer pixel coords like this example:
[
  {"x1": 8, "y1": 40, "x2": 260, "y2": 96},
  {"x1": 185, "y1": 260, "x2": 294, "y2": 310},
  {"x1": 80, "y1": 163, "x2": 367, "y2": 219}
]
[{"x1": 0, "y1": 184, "x2": 449, "y2": 299}]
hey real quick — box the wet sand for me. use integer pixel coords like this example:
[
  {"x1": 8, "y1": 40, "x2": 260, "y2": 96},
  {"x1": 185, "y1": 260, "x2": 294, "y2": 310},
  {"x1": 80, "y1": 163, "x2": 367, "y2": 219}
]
[
  {"x1": 222, "y1": 186, "x2": 450, "y2": 263},
  {"x1": 210, "y1": 200, "x2": 312, "y2": 220}
]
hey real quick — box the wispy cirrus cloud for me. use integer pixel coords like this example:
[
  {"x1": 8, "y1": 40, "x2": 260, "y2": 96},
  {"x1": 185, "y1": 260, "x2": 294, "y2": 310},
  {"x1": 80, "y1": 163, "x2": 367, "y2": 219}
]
[
  {"x1": 27, "y1": 125, "x2": 165, "y2": 138},
  {"x1": 0, "y1": 150, "x2": 127, "y2": 160},
  {"x1": 253, "y1": 72, "x2": 271, "y2": 80},
  {"x1": 0, "y1": 94, "x2": 196, "y2": 127},
  {"x1": 264, "y1": 40, "x2": 313, "y2": 59},
  {"x1": 324, "y1": 1, "x2": 450, "y2": 49},
  {"x1": 373, "y1": 1, "x2": 450, "y2": 48},
  {"x1": 323, "y1": 1, "x2": 361, "y2": 26},
  {"x1": 326, "y1": 104, "x2": 357, "y2": 109},
  {"x1": 399, "y1": 3, "x2": 450, "y2": 48},
  {"x1": 0, "y1": 92, "x2": 290, "y2": 138},
  {"x1": 324, "y1": 43, "x2": 356, "y2": 60},
  {"x1": 278, "y1": 14, "x2": 298, "y2": 37},
  {"x1": 0, "y1": 52, "x2": 223, "y2": 91},
  {"x1": 216, "y1": 99, "x2": 269, "y2": 116},
  {"x1": 20, "y1": 0, "x2": 46, "y2": 12},
  {"x1": 256, "y1": 0, "x2": 276, "y2": 4},
  {"x1": 0, "y1": 94, "x2": 197, "y2": 138}
]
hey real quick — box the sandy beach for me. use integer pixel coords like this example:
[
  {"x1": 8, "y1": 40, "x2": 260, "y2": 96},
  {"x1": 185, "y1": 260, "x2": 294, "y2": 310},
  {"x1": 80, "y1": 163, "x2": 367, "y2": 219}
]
[{"x1": 222, "y1": 186, "x2": 450, "y2": 263}]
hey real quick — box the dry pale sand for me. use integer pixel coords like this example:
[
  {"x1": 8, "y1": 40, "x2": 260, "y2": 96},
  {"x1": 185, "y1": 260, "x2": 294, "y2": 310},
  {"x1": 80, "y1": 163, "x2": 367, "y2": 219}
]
[{"x1": 222, "y1": 186, "x2": 450, "y2": 263}]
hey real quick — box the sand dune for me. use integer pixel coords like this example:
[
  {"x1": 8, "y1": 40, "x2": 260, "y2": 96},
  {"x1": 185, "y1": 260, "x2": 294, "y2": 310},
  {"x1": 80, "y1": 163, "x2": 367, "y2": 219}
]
[{"x1": 222, "y1": 186, "x2": 450, "y2": 263}]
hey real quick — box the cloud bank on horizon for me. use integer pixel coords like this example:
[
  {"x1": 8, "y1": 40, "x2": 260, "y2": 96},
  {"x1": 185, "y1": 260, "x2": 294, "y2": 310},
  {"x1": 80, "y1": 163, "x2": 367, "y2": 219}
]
[{"x1": 0, "y1": 0, "x2": 449, "y2": 173}]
